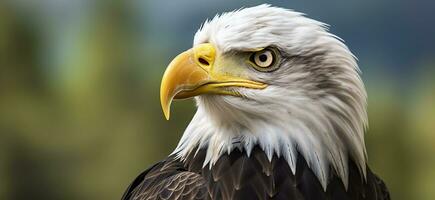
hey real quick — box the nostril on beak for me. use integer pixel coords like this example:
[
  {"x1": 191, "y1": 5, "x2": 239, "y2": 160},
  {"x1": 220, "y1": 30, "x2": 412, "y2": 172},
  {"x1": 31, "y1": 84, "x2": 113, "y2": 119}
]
[{"x1": 198, "y1": 57, "x2": 210, "y2": 66}]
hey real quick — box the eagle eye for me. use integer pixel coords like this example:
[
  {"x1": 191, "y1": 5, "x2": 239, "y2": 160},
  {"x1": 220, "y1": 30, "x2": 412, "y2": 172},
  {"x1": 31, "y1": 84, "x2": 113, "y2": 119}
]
[{"x1": 249, "y1": 48, "x2": 278, "y2": 72}]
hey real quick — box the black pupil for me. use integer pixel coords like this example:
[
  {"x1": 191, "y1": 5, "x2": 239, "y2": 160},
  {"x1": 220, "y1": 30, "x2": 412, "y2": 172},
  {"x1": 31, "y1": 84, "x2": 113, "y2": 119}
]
[{"x1": 258, "y1": 54, "x2": 268, "y2": 62}]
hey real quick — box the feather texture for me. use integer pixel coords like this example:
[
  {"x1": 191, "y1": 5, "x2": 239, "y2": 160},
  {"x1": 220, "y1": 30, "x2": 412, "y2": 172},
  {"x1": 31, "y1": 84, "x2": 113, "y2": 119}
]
[{"x1": 122, "y1": 146, "x2": 389, "y2": 200}]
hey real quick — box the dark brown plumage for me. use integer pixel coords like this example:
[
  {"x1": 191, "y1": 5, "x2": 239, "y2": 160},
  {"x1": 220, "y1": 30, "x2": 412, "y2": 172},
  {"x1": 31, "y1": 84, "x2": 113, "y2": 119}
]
[{"x1": 122, "y1": 146, "x2": 389, "y2": 200}]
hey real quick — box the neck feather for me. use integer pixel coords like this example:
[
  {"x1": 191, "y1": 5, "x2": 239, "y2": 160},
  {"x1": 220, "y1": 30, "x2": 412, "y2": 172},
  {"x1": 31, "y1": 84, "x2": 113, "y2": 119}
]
[{"x1": 172, "y1": 93, "x2": 367, "y2": 190}]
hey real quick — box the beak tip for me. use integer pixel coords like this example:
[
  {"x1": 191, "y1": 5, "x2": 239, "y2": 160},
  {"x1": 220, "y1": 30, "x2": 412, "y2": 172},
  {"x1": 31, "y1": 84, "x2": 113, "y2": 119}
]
[
  {"x1": 160, "y1": 87, "x2": 171, "y2": 120},
  {"x1": 161, "y1": 101, "x2": 171, "y2": 120},
  {"x1": 164, "y1": 111, "x2": 170, "y2": 120}
]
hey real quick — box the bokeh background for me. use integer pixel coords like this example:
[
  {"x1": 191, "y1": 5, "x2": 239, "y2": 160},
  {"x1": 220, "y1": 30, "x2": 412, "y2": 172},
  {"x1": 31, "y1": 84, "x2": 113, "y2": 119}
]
[{"x1": 1, "y1": 0, "x2": 434, "y2": 199}]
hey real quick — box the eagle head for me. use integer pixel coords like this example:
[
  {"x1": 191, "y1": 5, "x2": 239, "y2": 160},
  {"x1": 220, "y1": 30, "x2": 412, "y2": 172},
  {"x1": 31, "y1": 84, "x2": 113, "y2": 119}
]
[{"x1": 160, "y1": 4, "x2": 367, "y2": 189}]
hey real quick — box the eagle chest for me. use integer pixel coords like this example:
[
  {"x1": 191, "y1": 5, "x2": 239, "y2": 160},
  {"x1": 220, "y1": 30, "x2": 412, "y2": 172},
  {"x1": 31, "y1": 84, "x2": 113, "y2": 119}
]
[{"x1": 181, "y1": 147, "x2": 386, "y2": 200}]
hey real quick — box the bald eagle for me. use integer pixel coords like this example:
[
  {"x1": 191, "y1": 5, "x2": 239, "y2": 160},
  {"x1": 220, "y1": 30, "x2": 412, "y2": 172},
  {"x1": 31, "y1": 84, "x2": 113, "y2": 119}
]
[{"x1": 122, "y1": 4, "x2": 390, "y2": 200}]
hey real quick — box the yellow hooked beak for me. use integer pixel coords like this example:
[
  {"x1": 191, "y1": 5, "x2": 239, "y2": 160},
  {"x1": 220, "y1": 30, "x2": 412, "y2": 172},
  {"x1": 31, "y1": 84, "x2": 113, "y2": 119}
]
[{"x1": 160, "y1": 43, "x2": 267, "y2": 120}]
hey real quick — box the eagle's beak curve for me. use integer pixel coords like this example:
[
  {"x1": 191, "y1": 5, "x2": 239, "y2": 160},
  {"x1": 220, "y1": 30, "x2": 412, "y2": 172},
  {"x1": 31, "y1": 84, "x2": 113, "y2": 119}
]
[{"x1": 160, "y1": 43, "x2": 267, "y2": 120}]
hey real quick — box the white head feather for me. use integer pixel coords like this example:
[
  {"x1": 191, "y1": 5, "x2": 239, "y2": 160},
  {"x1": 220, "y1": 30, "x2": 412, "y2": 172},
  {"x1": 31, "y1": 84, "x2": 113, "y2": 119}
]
[{"x1": 172, "y1": 4, "x2": 368, "y2": 190}]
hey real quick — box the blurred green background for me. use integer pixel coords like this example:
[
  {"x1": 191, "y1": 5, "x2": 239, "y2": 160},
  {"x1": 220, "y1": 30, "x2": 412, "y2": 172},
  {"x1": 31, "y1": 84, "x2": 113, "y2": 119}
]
[{"x1": 1, "y1": 0, "x2": 434, "y2": 199}]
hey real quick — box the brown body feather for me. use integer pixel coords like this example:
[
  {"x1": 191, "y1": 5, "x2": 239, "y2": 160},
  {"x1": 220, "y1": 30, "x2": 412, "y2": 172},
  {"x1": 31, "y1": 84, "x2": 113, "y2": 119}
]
[{"x1": 122, "y1": 146, "x2": 389, "y2": 200}]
